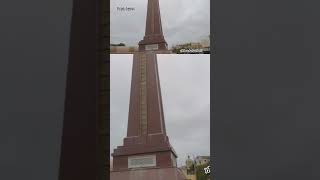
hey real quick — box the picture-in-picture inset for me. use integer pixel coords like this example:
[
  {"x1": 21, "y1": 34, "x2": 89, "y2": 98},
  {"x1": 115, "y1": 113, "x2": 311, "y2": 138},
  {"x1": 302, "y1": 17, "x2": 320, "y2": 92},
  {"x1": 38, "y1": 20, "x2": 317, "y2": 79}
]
[{"x1": 111, "y1": 0, "x2": 211, "y2": 54}]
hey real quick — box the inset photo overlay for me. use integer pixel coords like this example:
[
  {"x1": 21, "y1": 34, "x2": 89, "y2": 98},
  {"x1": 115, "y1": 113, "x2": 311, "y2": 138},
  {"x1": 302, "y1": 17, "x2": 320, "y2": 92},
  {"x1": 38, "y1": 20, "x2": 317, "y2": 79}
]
[{"x1": 111, "y1": 0, "x2": 211, "y2": 54}]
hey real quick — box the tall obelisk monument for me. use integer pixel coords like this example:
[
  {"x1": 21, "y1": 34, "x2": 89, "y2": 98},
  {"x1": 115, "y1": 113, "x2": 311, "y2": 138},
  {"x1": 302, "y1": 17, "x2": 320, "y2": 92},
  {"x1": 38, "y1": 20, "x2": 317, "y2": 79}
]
[
  {"x1": 111, "y1": 0, "x2": 185, "y2": 179},
  {"x1": 138, "y1": 0, "x2": 168, "y2": 51}
]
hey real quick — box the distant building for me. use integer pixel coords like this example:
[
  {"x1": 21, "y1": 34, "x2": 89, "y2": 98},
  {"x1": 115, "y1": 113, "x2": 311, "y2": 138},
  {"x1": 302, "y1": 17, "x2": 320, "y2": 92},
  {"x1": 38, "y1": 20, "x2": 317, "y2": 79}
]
[
  {"x1": 194, "y1": 156, "x2": 210, "y2": 166},
  {"x1": 110, "y1": 43, "x2": 138, "y2": 53},
  {"x1": 171, "y1": 36, "x2": 211, "y2": 54},
  {"x1": 200, "y1": 35, "x2": 210, "y2": 54}
]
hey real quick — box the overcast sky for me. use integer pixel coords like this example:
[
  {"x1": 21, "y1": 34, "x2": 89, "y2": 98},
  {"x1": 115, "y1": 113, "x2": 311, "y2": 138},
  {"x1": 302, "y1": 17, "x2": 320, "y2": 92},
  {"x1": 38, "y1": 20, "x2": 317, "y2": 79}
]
[
  {"x1": 110, "y1": 54, "x2": 210, "y2": 167},
  {"x1": 110, "y1": 0, "x2": 210, "y2": 48}
]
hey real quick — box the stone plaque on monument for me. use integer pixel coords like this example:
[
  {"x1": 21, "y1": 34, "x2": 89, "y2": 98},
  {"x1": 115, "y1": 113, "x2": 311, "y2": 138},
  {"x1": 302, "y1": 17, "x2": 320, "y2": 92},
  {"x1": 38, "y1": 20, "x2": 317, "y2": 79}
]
[
  {"x1": 128, "y1": 155, "x2": 156, "y2": 169},
  {"x1": 145, "y1": 44, "x2": 159, "y2": 51}
]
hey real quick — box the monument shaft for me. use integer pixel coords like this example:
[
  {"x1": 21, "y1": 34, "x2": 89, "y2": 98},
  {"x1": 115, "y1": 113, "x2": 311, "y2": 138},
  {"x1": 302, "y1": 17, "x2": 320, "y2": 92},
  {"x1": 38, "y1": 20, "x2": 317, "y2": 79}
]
[
  {"x1": 139, "y1": 0, "x2": 168, "y2": 51},
  {"x1": 112, "y1": 52, "x2": 177, "y2": 171},
  {"x1": 127, "y1": 52, "x2": 166, "y2": 137}
]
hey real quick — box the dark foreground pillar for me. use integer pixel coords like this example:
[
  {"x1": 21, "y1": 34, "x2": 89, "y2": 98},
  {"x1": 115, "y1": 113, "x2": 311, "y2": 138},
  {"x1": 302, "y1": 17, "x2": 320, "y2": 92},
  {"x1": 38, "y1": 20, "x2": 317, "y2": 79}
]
[{"x1": 58, "y1": 0, "x2": 109, "y2": 180}]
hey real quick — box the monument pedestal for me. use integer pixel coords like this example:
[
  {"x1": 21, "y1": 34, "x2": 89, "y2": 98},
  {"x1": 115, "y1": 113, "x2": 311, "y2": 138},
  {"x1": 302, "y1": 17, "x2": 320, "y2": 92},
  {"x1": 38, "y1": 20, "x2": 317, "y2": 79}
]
[
  {"x1": 138, "y1": 35, "x2": 168, "y2": 51},
  {"x1": 112, "y1": 134, "x2": 178, "y2": 171},
  {"x1": 111, "y1": 167, "x2": 187, "y2": 180}
]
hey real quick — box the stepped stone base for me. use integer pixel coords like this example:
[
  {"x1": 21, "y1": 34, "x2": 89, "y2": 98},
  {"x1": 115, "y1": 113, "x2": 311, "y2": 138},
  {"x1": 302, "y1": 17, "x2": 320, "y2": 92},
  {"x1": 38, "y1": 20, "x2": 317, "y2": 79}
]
[{"x1": 110, "y1": 167, "x2": 187, "y2": 180}]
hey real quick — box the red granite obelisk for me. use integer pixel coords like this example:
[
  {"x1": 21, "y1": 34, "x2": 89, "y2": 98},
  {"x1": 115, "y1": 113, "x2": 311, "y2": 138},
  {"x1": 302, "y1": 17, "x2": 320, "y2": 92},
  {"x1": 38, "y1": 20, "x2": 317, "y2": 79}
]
[
  {"x1": 111, "y1": 0, "x2": 185, "y2": 179},
  {"x1": 112, "y1": 52, "x2": 177, "y2": 170},
  {"x1": 138, "y1": 0, "x2": 168, "y2": 51}
]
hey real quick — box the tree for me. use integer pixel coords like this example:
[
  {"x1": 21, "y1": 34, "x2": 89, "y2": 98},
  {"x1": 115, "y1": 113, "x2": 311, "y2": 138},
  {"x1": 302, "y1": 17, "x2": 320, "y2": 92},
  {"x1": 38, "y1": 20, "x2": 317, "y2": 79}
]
[{"x1": 195, "y1": 162, "x2": 210, "y2": 180}]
